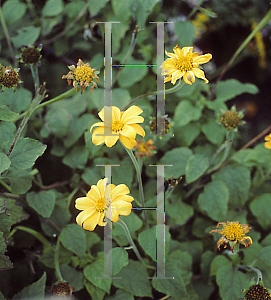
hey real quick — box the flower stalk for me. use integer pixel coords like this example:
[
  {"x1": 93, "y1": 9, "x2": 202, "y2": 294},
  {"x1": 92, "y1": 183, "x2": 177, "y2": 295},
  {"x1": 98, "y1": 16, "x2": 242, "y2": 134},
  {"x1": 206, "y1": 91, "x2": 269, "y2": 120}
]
[{"x1": 55, "y1": 235, "x2": 64, "y2": 281}]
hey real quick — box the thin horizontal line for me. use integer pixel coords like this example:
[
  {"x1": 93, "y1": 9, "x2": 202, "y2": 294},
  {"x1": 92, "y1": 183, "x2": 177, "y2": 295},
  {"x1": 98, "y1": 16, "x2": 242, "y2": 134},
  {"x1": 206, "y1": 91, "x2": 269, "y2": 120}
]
[{"x1": 112, "y1": 65, "x2": 157, "y2": 67}]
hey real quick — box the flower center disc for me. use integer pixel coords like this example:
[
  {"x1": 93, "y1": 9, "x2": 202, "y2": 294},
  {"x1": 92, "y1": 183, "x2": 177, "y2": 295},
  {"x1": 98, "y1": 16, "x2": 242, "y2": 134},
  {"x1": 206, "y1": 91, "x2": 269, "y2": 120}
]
[
  {"x1": 112, "y1": 120, "x2": 124, "y2": 133},
  {"x1": 95, "y1": 197, "x2": 105, "y2": 212},
  {"x1": 176, "y1": 53, "x2": 193, "y2": 72},
  {"x1": 74, "y1": 66, "x2": 93, "y2": 83},
  {"x1": 222, "y1": 223, "x2": 245, "y2": 241}
]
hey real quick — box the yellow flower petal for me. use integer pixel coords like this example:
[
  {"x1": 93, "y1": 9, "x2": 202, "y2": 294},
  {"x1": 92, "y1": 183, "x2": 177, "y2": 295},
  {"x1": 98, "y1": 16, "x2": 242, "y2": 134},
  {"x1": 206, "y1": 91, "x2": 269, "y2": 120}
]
[
  {"x1": 193, "y1": 53, "x2": 212, "y2": 65},
  {"x1": 82, "y1": 211, "x2": 101, "y2": 231},
  {"x1": 121, "y1": 125, "x2": 137, "y2": 138},
  {"x1": 92, "y1": 127, "x2": 106, "y2": 145},
  {"x1": 129, "y1": 123, "x2": 145, "y2": 137},
  {"x1": 76, "y1": 208, "x2": 96, "y2": 226},
  {"x1": 75, "y1": 197, "x2": 95, "y2": 210},
  {"x1": 192, "y1": 67, "x2": 209, "y2": 83},
  {"x1": 119, "y1": 135, "x2": 137, "y2": 149},
  {"x1": 105, "y1": 135, "x2": 119, "y2": 147},
  {"x1": 111, "y1": 184, "x2": 130, "y2": 198}
]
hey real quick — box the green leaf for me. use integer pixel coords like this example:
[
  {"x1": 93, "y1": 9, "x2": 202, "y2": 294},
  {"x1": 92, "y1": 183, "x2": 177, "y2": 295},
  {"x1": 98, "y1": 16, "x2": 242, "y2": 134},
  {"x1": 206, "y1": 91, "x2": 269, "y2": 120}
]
[
  {"x1": 7, "y1": 168, "x2": 34, "y2": 194},
  {"x1": 60, "y1": 224, "x2": 86, "y2": 257},
  {"x1": 6, "y1": 198, "x2": 28, "y2": 225},
  {"x1": 216, "y1": 266, "x2": 249, "y2": 300},
  {"x1": 138, "y1": 225, "x2": 171, "y2": 261},
  {"x1": 42, "y1": 0, "x2": 64, "y2": 17},
  {"x1": 118, "y1": 58, "x2": 148, "y2": 88},
  {"x1": 174, "y1": 122, "x2": 201, "y2": 147},
  {"x1": 39, "y1": 245, "x2": 72, "y2": 269},
  {"x1": 105, "y1": 289, "x2": 134, "y2": 300},
  {"x1": 158, "y1": 147, "x2": 193, "y2": 178},
  {"x1": 12, "y1": 26, "x2": 41, "y2": 48},
  {"x1": 201, "y1": 118, "x2": 226, "y2": 145},
  {"x1": 173, "y1": 100, "x2": 202, "y2": 127},
  {"x1": 84, "y1": 259, "x2": 112, "y2": 293},
  {"x1": 113, "y1": 212, "x2": 143, "y2": 236},
  {"x1": 113, "y1": 260, "x2": 152, "y2": 297},
  {"x1": 0, "y1": 290, "x2": 7, "y2": 300},
  {"x1": 9, "y1": 138, "x2": 46, "y2": 170},
  {"x1": 0, "y1": 122, "x2": 16, "y2": 145},
  {"x1": 60, "y1": 265, "x2": 84, "y2": 291},
  {"x1": 152, "y1": 250, "x2": 193, "y2": 298},
  {"x1": 210, "y1": 256, "x2": 232, "y2": 276},
  {"x1": 185, "y1": 154, "x2": 209, "y2": 184},
  {"x1": 249, "y1": 194, "x2": 271, "y2": 229},
  {"x1": 215, "y1": 79, "x2": 258, "y2": 103},
  {"x1": 88, "y1": 0, "x2": 110, "y2": 15},
  {"x1": 166, "y1": 199, "x2": 194, "y2": 226},
  {"x1": 0, "y1": 233, "x2": 12, "y2": 270},
  {"x1": 62, "y1": 145, "x2": 89, "y2": 169},
  {"x1": 198, "y1": 179, "x2": 229, "y2": 221},
  {"x1": 84, "y1": 281, "x2": 106, "y2": 300},
  {"x1": 12, "y1": 272, "x2": 46, "y2": 300},
  {"x1": 106, "y1": 247, "x2": 129, "y2": 276},
  {"x1": 112, "y1": 88, "x2": 131, "y2": 109},
  {"x1": 259, "y1": 246, "x2": 271, "y2": 266},
  {"x1": 0, "y1": 201, "x2": 11, "y2": 236},
  {"x1": 2, "y1": 0, "x2": 26, "y2": 24},
  {"x1": 112, "y1": 22, "x2": 129, "y2": 54},
  {"x1": 0, "y1": 105, "x2": 19, "y2": 121},
  {"x1": 174, "y1": 21, "x2": 195, "y2": 47},
  {"x1": 45, "y1": 108, "x2": 71, "y2": 138},
  {"x1": 0, "y1": 154, "x2": 11, "y2": 173},
  {"x1": 111, "y1": 0, "x2": 134, "y2": 22},
  {"x1": 212, "y1": 165, "x2": 251, "y2": 208},
  {"x1": 26, "y1": 190, "x2": 56, "y2": 218}
]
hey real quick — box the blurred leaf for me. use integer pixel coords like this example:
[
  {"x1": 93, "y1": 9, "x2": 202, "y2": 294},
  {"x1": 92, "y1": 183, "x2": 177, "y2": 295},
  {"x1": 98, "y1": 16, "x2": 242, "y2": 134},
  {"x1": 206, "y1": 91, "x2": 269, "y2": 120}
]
[
  {"x1": 113, "y1": 212, "x2": 143, "y2": 236},
  {"x1": 259, "y1": 246, "x2": 271, "y2": 266},
  {"x1": 249, "y1": 194, "x2": 271, "y2": 229},
  {"x1": 173, "y1": 100, "x2": 202, "y2": 127},
  {"x1": 112, "y1": 22, "x2": 130, "y2": 54},
  {"x1": 0, "y1": 105, "x2": 18, "y2": 121},
  {"x1": 60, "y1": 265, "x2": 84, "y2": 291},
  {"x1": 39, "y1": 245, "x2": 72, "y2": 269},
  {"x1": 84, "y1": 259, "x2": 112, "y2": 293},
  {"x1": 198, "y1": 179, "x2": 229, "y2": 221},
  {"x1": 216, "y1": 266, "x2": 249, "y2": 300},
  {"x1": 12, "y1": 26, "x2": 41, "y2": 48},
  {"x1": 82, "y1": 167, "x2": 103, "y2": 186},
  {"x1": 166, "y1": 199, "x2": 194, "y2": 226},
  {"x1": 42, "y1": 0, "x2": 64, "y2": 17},
  {"x1": 0, "y1": 122, "x2": 16, "y2": 145},
  {"x1": 86, "y1": 231, "x2": 101, "y2": 250},
  {"x1": 212, "y1": 165, "x2": 251, "y2": 208},
  {"x1": 84, "y1": 281, "x2": 106, "y2": 300},
  {"x1": 0, "y1": 200, "x2": 11, "y2": 235},
  {"x1": 111, "y1": 0, "x2": 134, "y2": 22},
  {"x1": 118, "y1": 58, "x2": 148, "y2": 88},
  {"x1": 0, "y1": 88, "x2": 32, "y2": 113},
  {"x1": 105, "y1": 289, "x2": 134, "y2": 300},
  {"x1": 113, "y1": 260, "x2": 152, "y2": 297},
  {"x1": 12, "y1": 272, "x2": 46, "y2": 300},
  {"x1": 62, "y1": 145, "x2": 89, "y2": 169},
  {"x1": 2, "y1": 0, "x2": 26, "y2": 24},
  {"x1": 158, "y1": 147, "x2": 193, "y2": 178},
  {"x1": 215, "y1": 79, "x2": 258, "y2": 103},
  {"x1": 106, "y1": 247, "x2": 129, "y2": 276},
  {"x1": 26, "y1": 190, "x2": 56, "y2": 218},
  {"x1": 210, "y1": 256, "x2": 232, "y2": 276},
  {"x1": 0, "y1": 291, "x2": 6, "y2": 300},
  {"x1": 0, "y1": 233, "x2": 12, "y2": 270},
  {"x1": 175, "y1": 21, "x2": 195, "y2": 47},
  {"x1": 0, "y1": 154, "x2": 11, "y2": 173},
  {"x1": 88, "y1": 0, "x2": 110, "y2": 15},
  {"x1": 152, "y1": 250, "x2": 193, "y2": 298},
  {"x1": 112, "y1": 89, "x2": 131, "y2": 109},
  {"x1": 7, "y1": 168, "x2": 34, "y2": 194},
  {"x1": 186, "y1": 154, "x2": 209, "y2": 184},
  {"x1": 6, "y1": 198, "x2": 28, "y2": 225},
  {"x1": 45, "y1": 108, "x2": 71, "y2": 138},
  {"x1": 60, "y1": 224, "x2": 87, "y2": 258},
  {"x1": 138, "y1": 225, "x2": 171, "y2": 261},
  {"x1": 202, "y1": 118, "x2": 226, "y2": 145},
  {"x1": 65, "y1": 1, "x2": 86, "y2": 18},
  {"x1": 174, "y1": 122, "x2": 201, "y2": 147},
  {"x1": 9, "y1": 138, "x2": 46, "y2": 170}
]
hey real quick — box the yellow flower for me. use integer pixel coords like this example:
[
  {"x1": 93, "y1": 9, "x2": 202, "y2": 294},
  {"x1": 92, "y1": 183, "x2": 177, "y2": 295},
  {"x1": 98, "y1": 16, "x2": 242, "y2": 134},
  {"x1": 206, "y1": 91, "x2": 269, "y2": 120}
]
[
  {"x1": 90, "y1": 106, "x2": 145, "y2": 149},
  {"x1": 209, "y1": 221, "x2": 252, "y2": 253},
  {"x1": 75, "y1": 178, "x2": 134, "y2": 231},
  {"x1": 264, "y1": 134, "x2": 271, "y2": 149},
  {"x1": 161, "y1": 44, "x2": 212, "y2": 85},
  {"x1": 134, "y1": 139, "x2": 156, "y2": 159},
  {"x1": 62, "y1": 59, "x2": 99, "y2": 93}
]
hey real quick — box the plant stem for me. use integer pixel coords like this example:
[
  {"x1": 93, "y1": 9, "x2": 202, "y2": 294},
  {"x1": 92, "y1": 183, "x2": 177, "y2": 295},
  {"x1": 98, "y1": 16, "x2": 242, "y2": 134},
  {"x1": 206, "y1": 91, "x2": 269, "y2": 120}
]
[
  {"x1": 121, "y1": 142, "x2": 148, "y2": 228},
  {"x1": 7, "y1": 86, "x2": 47, "y2": 157},
  {"x1": 30, "y1": 64, "x2": 40, "y2": 92},
  {"x1": 55, "y1": 236, "x2": 64, "y2": 281},
  {"x1": 0, "y1": 180, "x2": 12, "y2": 192},
  {"x1": 237, "y1": 266, "x2": 263, "y2": 283},
  {"x1": 8, "y1": 226, "x2": 51, "y2": 249},
  {"x1": 0, "y1": 5, "x2": 15, "y2": 65},
  {"x1": 117, "y1": 219, "x2": 146, "y2": 267},
  {"x1": 14, "y1": 88, "x2": 77, "y2": 122},
  {"x1": 122, "y1": 80, "x2": 185, "y2": 110}
]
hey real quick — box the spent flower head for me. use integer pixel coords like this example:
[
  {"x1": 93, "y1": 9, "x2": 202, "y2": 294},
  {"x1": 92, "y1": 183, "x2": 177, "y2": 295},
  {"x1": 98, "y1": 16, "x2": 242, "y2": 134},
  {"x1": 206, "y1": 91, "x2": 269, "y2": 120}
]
[
  {"x1": 90, "y1": 105, "x2": 145, "y2": 149},
  {"x1": 264, "y1": 133, "x2": 271, "y2": 149},
  {"x1": 241, "y1": 278, "x2": 271, "y2": 300},
  {"x1": 18, "y1": 44, "x2": 42, "y2": 65},
  {"x1": 75, "y1": 178, "x2": 134, "y2": 231},
  {"x1": 219, "y1": 106, "x2": 244, "y2": 131},
  {"x1": 209, "y1": 221, "x2": 252, "y2": 253},
  {"x1": 49, "y1": 281, "x2": 73, "y2": 297},
  {"x1": 62, "y1": 59, "x2": 99, "y2": 93},
  {"x1": 150, "y1": 115, "x2": 172, "y2": 135},
  {"x1": 134, "y1": 139, "x2": 156, "y2": 159},
  {"x1": 160, "y1": 44, "x2": 212, "y2": 85},
  {"x1": 0, "y1": 65, "x2": 21, "y2": 91}
]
